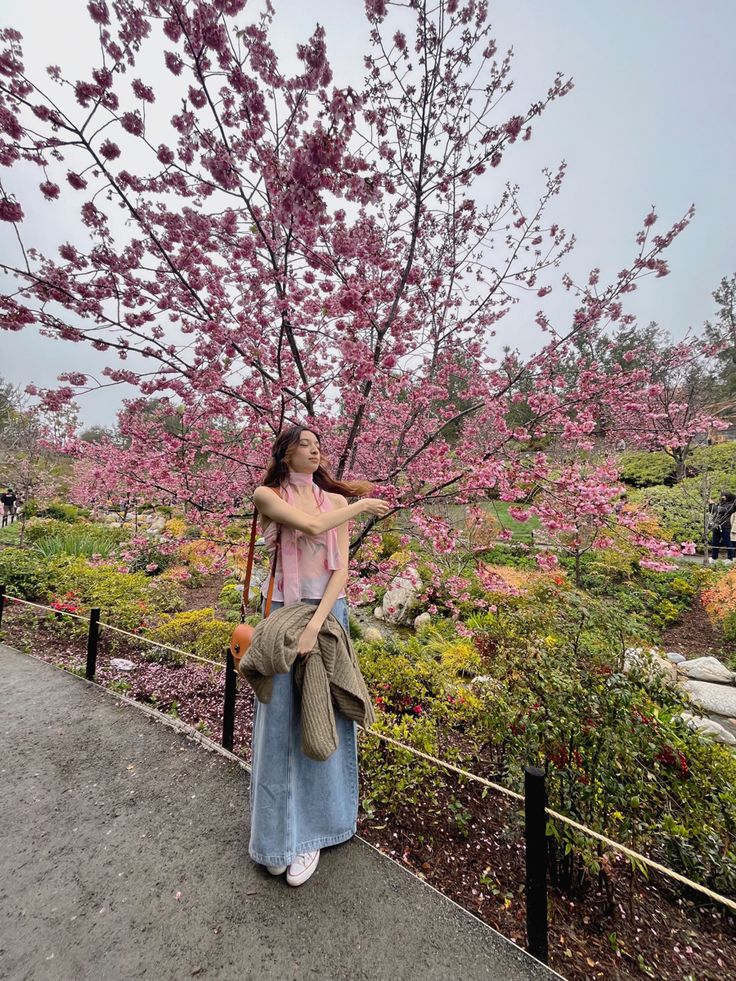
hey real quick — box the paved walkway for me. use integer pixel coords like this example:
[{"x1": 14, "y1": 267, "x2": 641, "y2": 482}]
[{"x1": 0, "y1": 644, "x2": 561, "y2": 981}]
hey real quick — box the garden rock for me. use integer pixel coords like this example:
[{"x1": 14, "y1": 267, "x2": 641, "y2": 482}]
[
  {"x1": 623, "y1": 647, "x2": 677, "y2": 683},
  {"x1": 665, "y1": 652, "x2": 686, "y2": 664},
  {"x1": 363, "y1": 627, "x2": 384, "y2": 644},
  {"x1": 682, "y1": 680, "x2": 736, "y2": 719},
  {"x1": 380, "y1": 570, "x2": 421, "y2": 625},
  {"x1": 147, "y1": 514, "x2": 167, "y2": 536},
  {"x1": 676, "y1": 656, "x2": 735, "y2": 685},
  {"x1": 414, "y1": 611, "x2": 431, "y2": 630},
  {"x1": 110, "y1": 658, "x2": 135, "y2": 672},
  {"x1": 680, "y1": 711, "x2": 736, "y2": 747},
  {"x1": 373, "y1": 606, "x2": 385, "y2": 621}
]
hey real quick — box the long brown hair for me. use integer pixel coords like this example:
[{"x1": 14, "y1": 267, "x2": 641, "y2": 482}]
[{"x1": 261, "y1": 425, "x2": 373, "y2": 497}]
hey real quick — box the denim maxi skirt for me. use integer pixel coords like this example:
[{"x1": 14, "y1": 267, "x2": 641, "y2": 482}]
[{"x1": 248, "y1": 597, "x2": 359, "y2": 867}]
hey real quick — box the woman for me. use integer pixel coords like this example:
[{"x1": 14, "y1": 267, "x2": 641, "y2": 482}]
[{"x1": 249, "y1": 425, "x2": 389, "y2": 886}]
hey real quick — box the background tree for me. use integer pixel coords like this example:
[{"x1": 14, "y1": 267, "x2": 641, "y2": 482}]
[{"x1": 0, "y1": 381, "x2": 74, "y2": 541}]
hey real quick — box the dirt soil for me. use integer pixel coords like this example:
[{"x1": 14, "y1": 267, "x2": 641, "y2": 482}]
[
  {"x1": 2, "y1": 595, "x2": 734, "y2": 981},
  {"x1": 661, "y1": 596, "x2": 725, "y2": 659}
]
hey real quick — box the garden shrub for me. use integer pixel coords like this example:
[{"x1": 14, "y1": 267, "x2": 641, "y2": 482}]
[
  {"x1": 357, "y1": 570, "x2": 736, "y2": 898},
  {"x1": 0, "y1": 547, "x2": 54, "y2": 601},
  {"x1": 0, "y1": 550, "x2": 183, "y2": 632},
  {"x1": 359, "y1": 713, "x2": 444, "y2": 818},
  {"x1": 619, "y1": 450, "x2": 677, "y2": 487},
  {"x1": 219, "y1": 581, "x2": 243, "y2": 618},
  {"x1": 164, "y1": 517, "x2": 188, "y2": 538},
  {"x1": 46, "y1": 557, "x2": 182, "y2": 631},
  {"x1": 632, "y1": 473, "x2": 736, "y2": 544},
  {"x1": 702, "y1": 567, "x2": 736, "y2": 647},
  {"x1": 147, "y1": 608, "x2": 232, "y2": 664},
  {"x1": 117, "y1": 534, "x2": 179, "y2": 576},
  {"x1": 690, "y1": 442, "x2": 736, "y2": 473},
  {"x1": 43, "y1": 501, "x2": 82, "y2": 523}
]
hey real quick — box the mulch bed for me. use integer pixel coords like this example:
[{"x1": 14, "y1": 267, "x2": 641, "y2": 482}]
[
  {"x1": 2, "y1": 600, "x2": 734, "y2": 980},
  {"x1": 661, "y1": 596, "x2": 726, "y2": 659}
]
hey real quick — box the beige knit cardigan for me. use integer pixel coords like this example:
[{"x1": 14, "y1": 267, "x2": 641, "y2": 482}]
[{"x1": 238, "y1": 602, "x2": 375, "y2": 762}]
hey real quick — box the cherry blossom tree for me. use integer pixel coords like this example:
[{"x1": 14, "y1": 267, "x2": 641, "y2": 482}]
[{"x1": 0, "y1": 0, "x2": 709, "y2": 565}]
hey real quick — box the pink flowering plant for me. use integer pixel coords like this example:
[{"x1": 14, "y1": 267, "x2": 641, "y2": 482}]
[{"x1": 0, "y1": 0, "x2": 723, "y2": 574}]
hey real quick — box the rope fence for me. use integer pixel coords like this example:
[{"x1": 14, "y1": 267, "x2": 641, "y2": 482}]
[
  {"x1": 1, "y1": 584, "x2": 734, "y2": 961},
  {"x1": 2, "y1": 594, "x2": 222, "y2": 668},
  {"x1": 359, "y1": 726, "x2": 736, "y2": 913}
]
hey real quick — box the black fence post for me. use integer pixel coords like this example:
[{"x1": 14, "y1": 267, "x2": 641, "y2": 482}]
[
  {"x1": 222, "y1": 649, "x2": 237, "y2": 751},
  {"x1": 86, "y1": 608, "x2": 100, "y2": 681},
  {"x1": 0, "y1": 585, "x2": 5, "y2": 628},
  {"x1": 524, "y1": 765, "x2": 549, "y2": 964}
]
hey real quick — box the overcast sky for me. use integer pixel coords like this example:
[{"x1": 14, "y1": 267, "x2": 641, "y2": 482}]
[{"x1": 1, "y1": 0, "x2": 735, "y2": 426}]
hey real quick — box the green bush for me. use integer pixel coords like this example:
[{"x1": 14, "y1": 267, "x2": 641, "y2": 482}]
[
  {"x1": 359, "y1": 714, "x2": 444, "y2": 818},
  {"x1": 0, "y1": 547, "x2": 54, "y2": 601},
  {"x1": 690, "y1": 442, "x2": 736, "y2": 473},
  {"x1": 43, "y1": 501, "x2": 82, "y2": 523},
  {"x1": 619, "y1": 450, "x2": 677, "y2": 488},
  {"x1": 46, "y1": 556, "x2": 182, "y2": 630},
  {"x1": 146, "y1": 608, "x2": 232, "y2": 664},
  {"x1": 631, "y1": 474, "x2": 736, "y2": 544},
  {"x1": 357, "y1": 573, "x2": 736, "y2": 897},
  {"x1": 0, "y1": 548, "x2": 182, "y2": 631}
]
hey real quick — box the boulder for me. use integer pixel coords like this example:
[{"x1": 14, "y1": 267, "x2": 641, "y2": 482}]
[
  {"x1": 676, "y1": 656, "x2": 736, "y2": 685},
  {"x1": 681, "y1": 711, "x2": 736, "y2": 747},
  {"x1": 381, "y1": 569, "x2": 421, "y2": 626},
  {"x1": 664, "y1": 652, "x2": 686, "y2": 665},
  {"x1": 147, "y1": 514, "x2": 167, "y2": 536},
  {"x1": 373, "y1": 606, "x2": 385, "y2": 621},
  {"x1": 110, "y1": 658, "x2": 135, "y2": 672},
  {"x1": 414, "y1": 611, "x2": 431, "y2": 630},
  {"x1": 363, "y1": 627, "x2": 384, "y2": 644},
  {"x1": 682, "y1": 680, "x2": 736, "y2": 719}
]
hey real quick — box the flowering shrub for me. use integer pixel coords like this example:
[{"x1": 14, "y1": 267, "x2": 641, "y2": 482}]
[
  {"x1": 176, "y1": 538, "x2": 229, "y2": 577},
  {"x1": 118, "y1": 535, "x2": 179, "y2": 575},
  {"x1": 357, "y1": 572, "x2": 736, "y2": 898},
  {"x1": 164, "y1": 517, "x2": 188, "y2": 539},
  {"x1": 701, "y1": 567, "x2": 736, "y2": 642},
  {"x1": 48, "y1": 591, "x2": 82, "y2": 614}
]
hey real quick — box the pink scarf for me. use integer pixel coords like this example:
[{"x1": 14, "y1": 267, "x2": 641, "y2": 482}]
[{"x1": 265, "y1": 471, "x2": 343, "y2": 604}]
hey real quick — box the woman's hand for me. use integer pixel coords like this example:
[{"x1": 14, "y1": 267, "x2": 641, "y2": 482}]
[
  {"x1": 360, "y1": 498, "x2": 391, "y2": 518},
  {"x1": 296, "y1": 623, "x2": 320, "y2": 658}
]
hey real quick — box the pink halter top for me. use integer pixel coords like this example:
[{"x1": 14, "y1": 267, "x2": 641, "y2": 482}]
[{"x1": 261, "y1": 472, "x2": 345, "y2": 604}]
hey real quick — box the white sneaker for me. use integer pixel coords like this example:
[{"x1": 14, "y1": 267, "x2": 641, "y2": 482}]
[
  {"x1": 286, "y1": 850, "x2": 320, "y2": 887},
  {"x1": 266, "y1": 864, "x2": 287, "y2": 876}
]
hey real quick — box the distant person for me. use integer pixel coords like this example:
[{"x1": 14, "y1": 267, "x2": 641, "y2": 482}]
[
  {"x1": 1, "y1": 487, "x2": 17, "y2": 527},
  {"x1": 708, "y1": 491, "x2": 736, "y2": 563}
]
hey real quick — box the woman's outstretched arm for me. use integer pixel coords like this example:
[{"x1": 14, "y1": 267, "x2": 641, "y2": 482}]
[{"x1": 253, "y1": 486, "x2": 388, "y2": 535}]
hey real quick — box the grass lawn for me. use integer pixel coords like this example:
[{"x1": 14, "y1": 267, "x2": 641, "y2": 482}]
[
  {"x1": 0, "y1": 522, "x2": 21, "y2": 545},
  {"x1": 442, "y1": 500, "x2": 540, "y2": 541}
]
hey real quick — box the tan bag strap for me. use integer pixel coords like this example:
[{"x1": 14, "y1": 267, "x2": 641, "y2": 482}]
[{"x1": 240, "y1": 490, "x2": 281, "y2": 622}]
